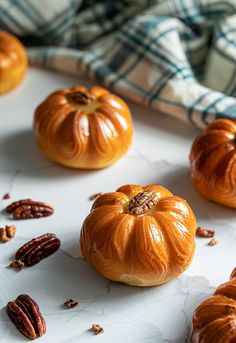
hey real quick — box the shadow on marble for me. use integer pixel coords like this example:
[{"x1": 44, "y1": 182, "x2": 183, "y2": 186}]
[
  {"x1": 0, "y1": 128, "x2": 97, "y2": 179},
  {"x1": 158, "y1": 165, "x2": 236, "y2": 222},
  {"x1": 131, "y1": 100, "x2": 199, "y2": 139},
  {"x1": 3, "y1": 249, "x2": 146, "y2": 312},
  {"x1": 0, "y1": 129, "x2": 49, "y2": 169}
]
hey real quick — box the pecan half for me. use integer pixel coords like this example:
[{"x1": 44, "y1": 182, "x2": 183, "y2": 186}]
[
  {"x1": 7, "y1": 294, "x2": 46, "y2": 340},
  {"x1": 196, "y1": 227, "x2": 214, "y2": 238},
  {"x1": 15, "y1": 233, "x2": 61, "y2": 266},
  {"x1": 91, "y1": 324, "x2": 104, "y2": 335},
  {"x1": 5, "y1": 199, "x2": 54, "y2": 219},
  {"x1": 64, "y1": 299, "x2": 78, "y2": 309},
  {"x1": 207, "y1": 238, "x2": 219, "y2": 246},
  {"x1": 0, "y1": 225, "x2": 16, "y2": 242},
  {"x1": 129, "y1": 190, "x2": 159, "y2": 215}
]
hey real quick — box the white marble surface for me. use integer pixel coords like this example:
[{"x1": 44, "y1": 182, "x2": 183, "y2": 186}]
[{"x1": 0, "y1": 68, "x2": 235, "y2": 343}]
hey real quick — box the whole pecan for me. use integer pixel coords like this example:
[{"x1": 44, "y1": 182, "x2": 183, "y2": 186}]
[
  {"x1": 0, "y1": 225, "x2": 16, "y2": 242},
  {"x1": 5, "y1": 199, "x2": 54, "y2": 219},
  {"x1": 7, "y1": 294, "x2": 46, "y2": 340},
  {"x1": 15, "y1": 233, "x2": 61, "y2": 266}
]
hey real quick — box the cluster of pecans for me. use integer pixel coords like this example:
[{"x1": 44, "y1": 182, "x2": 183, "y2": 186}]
[
  {"x1": 2, "y1": 197, "x2": 57, "y2": 339},
  {"x1": 2, "y1": 196, "x2": 104, "y2": 340}
]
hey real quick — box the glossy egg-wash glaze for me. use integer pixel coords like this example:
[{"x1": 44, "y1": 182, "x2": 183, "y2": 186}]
[
  {"x1": 190, "y1": 119, "x2": 236, "y2": 208},
  {"x1": 0, "y1": 30, "x2": 27, "y2": 94},
  {"x1": 33, "y1": 85, "x2": 133, "y2": 169},
  {"x1": 80, "y1": 184, "x2": 196, "y2": 287},
  {"x1": 191, "y1": 267, "x2": 236, "y2": 343}
]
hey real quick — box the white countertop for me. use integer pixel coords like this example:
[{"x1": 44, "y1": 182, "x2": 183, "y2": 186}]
[{"x1": 0, "y1": 68, "x2": 235, "y2": 343}]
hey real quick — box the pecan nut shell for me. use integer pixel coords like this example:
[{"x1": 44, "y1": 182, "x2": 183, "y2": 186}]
[
  {"x1": 7, "y1": 294, "x2": 46, "y2": 340},
  {"x1": 15, "y1": 233, "x2": 61, "y2": 266},
  {"x1": 5, "y1": 199, "x2": 54, "y2": 219}
]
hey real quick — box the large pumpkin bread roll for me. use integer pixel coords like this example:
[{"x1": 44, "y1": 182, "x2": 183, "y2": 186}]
[
  {"x1": 191, "y1": 267, "x2": 236, "y2": 343},
  {"x1": 0, "y1": 30, "x2": 27, "y2": 94},
  {"x1": 190, "y1": 119, "x2": 236, "y2": 208},
  {"x1": 80, "y1": 184, "x2": 196, "y2": 286},
  {"x1": 33, "y1": 85, "x2": 133, "y2": 169}
]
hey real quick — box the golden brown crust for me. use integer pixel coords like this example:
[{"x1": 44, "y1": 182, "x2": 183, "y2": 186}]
[
  {"x1": 191, "y1": 268, "x2": 236, "y2": 343},
  {"x1": 80, "y1": 184, "x2": 196, "y2": 286},
  {"x1": 33, "y1": 85, "x2": 133, "y2": 169},
  {"x1": 190, "y1": 119, "x2": 236, "y2": 208},
  {"x1": 0, "y1": 30, "x2": 27, "y2": 94}
]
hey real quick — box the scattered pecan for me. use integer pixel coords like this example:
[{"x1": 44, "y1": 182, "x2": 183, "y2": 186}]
[
  {"x1": 15, "y1": 233, "x2": 61, "y2": 266},
  {"x1": 196, "y1": 227, "x2": 214, "y2": 238},
  {"x1": 207, "y1": 238, "x2": 219, "y2": 246},
  {"x1": 64, "y1": 299, "x2": 78, "y2": 309},
  {"x1": 3, "y1": 192, "x2": 10, "y2": 200},
  {"x1": 91, "y1": 324, "x2": 104, "y2": 335},
  {"x1": 89, "y1": 192, "x2": 103, "y2": 201},
  {"x1": 7, "y1": 294, "x2": 46, "y2": 340},
  {"x1": 5, "y1": 199, "x2": 54, "y2": 219},
  {"x1": 9, "y1": 259, "x2": 25, "y2": 271},
  {"x1": 0, "y1": 225, "x2": 16, "y2": 242}
]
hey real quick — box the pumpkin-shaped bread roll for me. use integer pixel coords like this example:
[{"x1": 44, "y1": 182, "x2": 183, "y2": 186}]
[
  {"x1": 80, "y1": 184, "x2": 196, "y2": 286},
  {"x1": 190, "y1": 119, "x2": 236, "y2": 208},
  {"x1": 33, "y1": 86, "x2": 133, "y2": 169},
  {"x1": 191, "y1": 267, "x2": 236, "y2": 342},
  {"x1": 0, "y1": 30, "x2": 27, "y2": 94}
]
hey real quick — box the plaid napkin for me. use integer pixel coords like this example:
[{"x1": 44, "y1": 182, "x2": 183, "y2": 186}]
[{"x1": 1, "y1": 0, "x2": 236, "y2": 128}]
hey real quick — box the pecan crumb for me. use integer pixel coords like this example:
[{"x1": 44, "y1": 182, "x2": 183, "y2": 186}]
[
  {"x1": 91, "y1": 324, "x2": 104, "y2": 335},
  {"x1": 89, "y1": 192, "x2": 103, "y2": 201},
  {"x1": 9, "y1": 259, "x2": 25, "y2": 270},
  {"x1": 0, "y1": 225, "x2": 16, "y2": 242},
  {"x1": 207, "y1": 238, "x2": 219, "y2": 246},
  {"x1": 64, "y1": 299, "x2": 78, "y2": 308},
  {"x1": 196, "y1": 227, "x2": 214, "y2": 238},
  {"x1": 3, "y1": 193, "x2": 10, "y2": 200}
]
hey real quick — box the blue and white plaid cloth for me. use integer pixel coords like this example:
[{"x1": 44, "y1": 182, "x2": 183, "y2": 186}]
[{"x1": 1, "y1": 0, "x2": 236, "y2": 128}]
